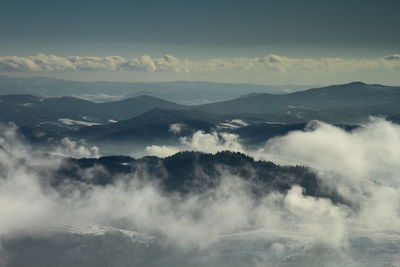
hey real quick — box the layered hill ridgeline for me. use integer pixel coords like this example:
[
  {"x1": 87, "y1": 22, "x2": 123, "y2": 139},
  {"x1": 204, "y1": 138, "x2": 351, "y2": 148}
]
[
  {"x1": 1, "y1": 82, "x2": 400, "y2": 129},
  {"x1": 0, "y1": 75, "x2": 308, "y2": 104},
  {"x1": 1, "y1": 81, "x2": 399, "y2": 154},
  {"x1": 194, "y1": 82, "x2": 400, "y2": 123},
  {"x1": 0, "y1": 94, "x2": 185, "y2": 126}
]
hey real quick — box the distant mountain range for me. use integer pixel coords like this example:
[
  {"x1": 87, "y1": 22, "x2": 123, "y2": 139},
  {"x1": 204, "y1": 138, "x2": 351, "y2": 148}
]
[
  {"x1": 0, "y1": 75, "x2": 311, "y2": 104},
  {"x1": 2, "y1": 81, "x2": 400, "y2": 127},
  {"x1": 195, "y1": 81, "x2": 400, "y2": 123},
  {"x1": 2, "y1": 80, "x2": 400, "y2": 153}
]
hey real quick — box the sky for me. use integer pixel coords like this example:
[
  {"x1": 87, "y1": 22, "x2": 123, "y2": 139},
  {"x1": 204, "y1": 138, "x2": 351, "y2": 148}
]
[{"x1": 0, "y1": 0, "x2": 399, "y2": 85}]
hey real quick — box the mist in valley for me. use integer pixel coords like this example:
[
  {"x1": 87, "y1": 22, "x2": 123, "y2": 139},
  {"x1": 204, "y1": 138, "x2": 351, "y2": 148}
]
[{"x1": 0, "y1": 119, "x2": 399, "y2": 266}]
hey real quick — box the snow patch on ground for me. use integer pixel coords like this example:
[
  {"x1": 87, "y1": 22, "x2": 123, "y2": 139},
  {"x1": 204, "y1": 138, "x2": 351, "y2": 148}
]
[
  {"x1": 58, "y1": 118, "x2": 101, "y2": 127},
  {"x1": 21, "y1": 102, "x2": 34, "y2": 107},
  {"x1": 264, "y1": 121, "x2": 287, "y2": 125},
  {"x1": 54, "y1": 221, "x2": 153, "y2": 242},
  {"x1": 217, "y1": 119, "x2": 249, "y2": 129}
]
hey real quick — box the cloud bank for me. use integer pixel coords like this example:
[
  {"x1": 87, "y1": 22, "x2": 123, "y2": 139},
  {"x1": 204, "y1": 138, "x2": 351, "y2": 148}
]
[
  {"x1": 0, "y1": 54, "x2": 190, "y2": 73},
  {"x1": 1, "y1": 53, "x2": 400, "y2": 74},
  {"x1": 1, "y1": 119, "x2": 400, "y2": 265},
  {"x1": 0, "y1": 124, "x2": 347, "y2": 250},
  {"x1": 145, "y1": 118, "x2": 400, "y2": 238}
]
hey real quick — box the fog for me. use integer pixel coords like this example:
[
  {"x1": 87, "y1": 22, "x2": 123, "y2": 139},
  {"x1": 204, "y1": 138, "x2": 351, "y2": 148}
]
[{"x1": 1, "y1": 119, "x2": 400, "y2": 266}]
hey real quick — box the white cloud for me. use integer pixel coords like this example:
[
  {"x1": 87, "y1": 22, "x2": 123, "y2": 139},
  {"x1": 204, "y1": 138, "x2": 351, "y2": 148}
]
[
  {"x1": 0, "y1": 56, "x2": 42, "y2": 72},
  {"x1": 145, "y1": 145, "x2": 181, "y2": 158},
  {"x1": 1, "y1": 53, "x2": 400, "y2": 74},
  {"x1": 257, "y1": 118, "x2": 400, "y2": 182},
  {"x1": 144, "y1": 118, "x2": 400, "y2": 240},
  {"x1": 0, "y1": 54, "x2": 192, "y2": 73},
  {"x1": 122, "y1": 55, "x2": 157, "y2": 71},
  {"x1": 168, "y1": 123, "x2": 185, "y2": 134},
  {"x1": 68, "y1": 55, "x2": 127, "y2": 71},
  {"x1": 146, "y1": 130, "x2": 244, "y2": 157},
  {"x1": 55, "y1": 137, "x2": 100, "y2": 158},
  {"x1": 265, "y1": 54, "x2": 287, "y2": 63},
  {"x1": 180, "y1": 131, "x2": 244, "y2": 153},
  {"x1": 2, "y1": 120, "x2": 400, "y2": 264}
]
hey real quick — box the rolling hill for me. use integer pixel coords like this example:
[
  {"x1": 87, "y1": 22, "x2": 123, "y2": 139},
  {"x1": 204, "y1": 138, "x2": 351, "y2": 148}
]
[
  {"x1": 0, "y1": 94, "x2": 185, "y2": 127},
  {"x1": 195, "y1": 82, "x2": 400, "y2": 123},
  {"x1": 3, "y1": 81, "x2": 400, "y2": 153},
  {"x1": 0, "y1": 75, "x2": 310, "y2": 104},
  {"x1": 76, "y1": 108, "x2": 219, "y2": 140}
]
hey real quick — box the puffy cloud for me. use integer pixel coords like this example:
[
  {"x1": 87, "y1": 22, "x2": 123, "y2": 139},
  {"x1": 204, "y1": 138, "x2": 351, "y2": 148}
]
[
  {"x1": 257, "y1": 118, "x2": 400, "y2": 181},
  {"x1": 153, "y1": 54, "x2": 192, "y2": 73},
  {"x1": 180, "y1": 131, "x2": 244, "y2": 153},
  {"x1": 168, "y1": 123, "x2": 185, "y2": 134},
  {"x1": 194, "y1": 54, "x2": 400, "y2": 73},
  {"x1": 56, "y1": 137, "x2": 100, "y2": 158},
  {"x1": 30, "y1": 54, "x2": 76, "y2": 71},
  {"x1": 146, "y1": 130, "x2": 244, "y2": 157},
  {"x1": 122, "y1": 55, "x2": 157, "y2": 71},
  {"x1": 256, "y1": 55, "x2": 400, "y2": 72},
  {"x1": 0, "y1": 56, "x2": 42, "y2": 72},
  {"x1": 2, "y1": 120, "x2": 400, "y2": 265},
  {"x1": 68, "y1": 55, "x2": 127, "y2": 71},
  {"x1": 0, "y1": 54, "x2": 193, "y2": 73},
  {"x1": 145, "y1": 145, "x2": 181, "y2": 158},
  {"x1": 266, "y1": 54, "x2": 287, "y2": 63},
  {"x1": 1, "y1": 53, "x2": 400, "y2": 73},
  {"x1": 145, "y1": 118, "x2": 400, "y2": 245}
]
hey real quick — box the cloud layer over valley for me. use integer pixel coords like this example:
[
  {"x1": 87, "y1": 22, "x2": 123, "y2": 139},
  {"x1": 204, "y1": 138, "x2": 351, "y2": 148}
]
[{"x1": 1, "y1": 119, "x2": 400, "y2": 266}]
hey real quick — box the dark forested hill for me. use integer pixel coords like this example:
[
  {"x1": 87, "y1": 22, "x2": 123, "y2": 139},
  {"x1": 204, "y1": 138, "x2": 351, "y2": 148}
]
[
  {"x1": 54, "y1": 151, "x2": 344, "y2": 204},
  {"x1": 75, "y1": 108, "x2": 219, "y2": 140}
]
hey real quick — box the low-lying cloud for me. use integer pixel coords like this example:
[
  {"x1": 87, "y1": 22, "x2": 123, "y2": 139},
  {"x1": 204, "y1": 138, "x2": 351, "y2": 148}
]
[
  {"x1": 145, "y1": 118, "x2": 400, "y2": 239},
  {"x1": 146, "y1": 130, "x2": 244, "y2": 157},
  {"x1": 1, "y1": 119, "x2": 400, "y2": 265}
]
